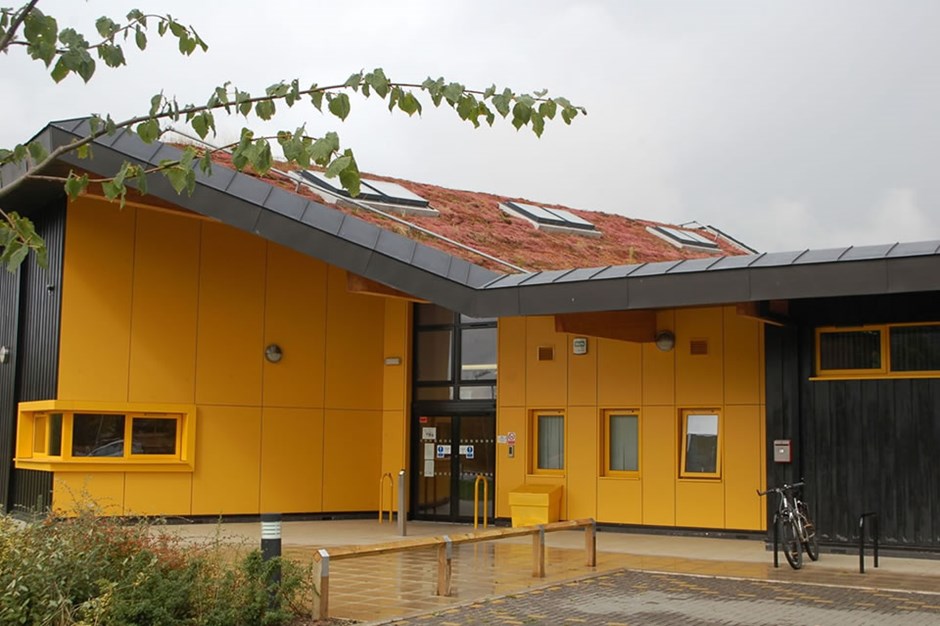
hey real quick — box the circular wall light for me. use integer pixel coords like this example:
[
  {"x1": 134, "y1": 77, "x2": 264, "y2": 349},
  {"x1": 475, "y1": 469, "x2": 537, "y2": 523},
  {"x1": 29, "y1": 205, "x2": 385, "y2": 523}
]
[
  {"x1": 654, "y1": 330, "x2": 675, "y2": 352},
  {"x1": 264, "y1": 344, "x2": 283, "y2": 363}
]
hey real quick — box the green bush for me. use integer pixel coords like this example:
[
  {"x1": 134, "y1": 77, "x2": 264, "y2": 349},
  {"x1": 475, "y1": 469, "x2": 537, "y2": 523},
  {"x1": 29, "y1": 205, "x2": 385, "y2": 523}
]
[{"x1": 0, "y1": 508, "x2": 311, "y2": 626}]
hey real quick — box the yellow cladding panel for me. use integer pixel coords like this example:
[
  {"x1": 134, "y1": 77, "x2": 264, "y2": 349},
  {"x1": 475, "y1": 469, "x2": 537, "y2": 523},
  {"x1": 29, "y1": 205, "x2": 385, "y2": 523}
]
[
  {"x1": 675, "y1": 307, "x2": 724, "y2": 406},
  {"x1": 322, "y1": 409, "x2": 383, "y2": 510},
  {"x1": 381, "y1": 410, "x2": 407, "y2": 482},
  {"x1": 525, "y1": 317, "x2": 567, "y2": 407},
  {"x1": 498, "y1": 318, "x2": 527, "y2": 407},
  {"x1": 58, "y1": 198, "x2": 135, "y2": 401},
  {"x1": 53, "y1": 472, "x2": 125, "y2": 516},
  {"x1": 128, "y1": 209, "x2": 200, "y2": 404},
  {"x1": 262, "y1": 245, "x2": 327, "y2": 408},
  {"x1": 567, "y1": 337, "x2": 597, "y2": 407},
  {"x1": 597, "y1": 478, "x2": 642, "y2": 524},
  {"x1": 676, "y1": 480, "x2": 725, "y2": 528},
  {"x1": 260, "y1": 407, "x2": 324, "y2": 513},
  {"x1": 495, "y1": 406, "x2": 527, "y2": 518},
  {"x1": 641, "y1": 311, "x2": 676, "y2": 406},
  {"x1": 191, "y1": 405, "x2": 261, "y2": 515},
  {"x1": 565, "y1": 406, "x2": 597, "y2": 519},
  {"x1": 597, "y1": 338, "x2": 643, "y2": 407},
  {"x1": 324, "y1": 267, "x2": 384, "y2": 410},
  {"x1": 195, "y1": 223, "x2": 266, "y2": 406},
  {"x1": 723, "y1": 307, "x2": 761, "y2": 406},
  {"x1": 382, "y1": 300, "x2": 411, "y2": 411},
  {"x1": 124, "y1": 473, "x2": 193, "y2": 516},
  {"x1": 641, "y1": 406, "x2": 675, "y2": 525},
  {"x1": 723, "y1": 405, "x2": 763, "y2": 530}
]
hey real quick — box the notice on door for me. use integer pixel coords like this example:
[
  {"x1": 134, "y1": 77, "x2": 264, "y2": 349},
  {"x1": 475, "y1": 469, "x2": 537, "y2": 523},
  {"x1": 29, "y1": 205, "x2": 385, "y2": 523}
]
[
  {"x1": 424, "y1": 459, "x2": 435, "y2": 477},
  {"x1": 459, "y1": 444, "x2": 475, "y2": 459},
  {"x1": 424, "y1": 443, "x2": 435, "y2": 460},
  {"x1": 422, "y1": 427, "x2": 437, "y2": 441},
  {"x1": 436, "y1": 444, "x2": 451, "y2": 458}
]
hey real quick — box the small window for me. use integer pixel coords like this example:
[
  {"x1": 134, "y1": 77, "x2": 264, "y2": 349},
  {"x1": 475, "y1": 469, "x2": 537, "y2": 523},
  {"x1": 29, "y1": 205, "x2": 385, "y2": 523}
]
[
  {"x1": 534, "y1": 412, "x2": 564, "y2": 472},
  {"x1": 132, "y1": 417, "x2": 178, "y2": 455},
  {"x1": 604, "y1": 411, "x2": 639, "y2": 476},
  {"x1": 818, "y1": 328, "x2": 883, "y2": 372},
  {"x1": 890, "y1": 325, "x2": 940, "y2": 372},
  {"x1": 680, "y1": 410, "x2": 721, "y2": 478},
  {"x1": 72, "y1": 413, "x2": 126, "y2": 457}
]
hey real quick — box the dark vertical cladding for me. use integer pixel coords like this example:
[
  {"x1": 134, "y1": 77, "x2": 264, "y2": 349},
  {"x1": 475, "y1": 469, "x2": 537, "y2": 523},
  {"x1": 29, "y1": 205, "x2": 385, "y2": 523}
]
[
  {"x1": 4, "y1": 197, "x2": 66, "y2": 512},
  {"x1": 0, "y1": 265, "x2": 21, "y2": 511},
  {"x1": 766, "y1": 293, "x2": 940, "y2": 551}
]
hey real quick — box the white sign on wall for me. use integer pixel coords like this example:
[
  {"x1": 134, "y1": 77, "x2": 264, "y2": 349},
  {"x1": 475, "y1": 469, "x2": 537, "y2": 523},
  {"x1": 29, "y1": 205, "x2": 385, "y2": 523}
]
[{"x1": 422, "y1": 427, "x2": 437, "y2": 441}]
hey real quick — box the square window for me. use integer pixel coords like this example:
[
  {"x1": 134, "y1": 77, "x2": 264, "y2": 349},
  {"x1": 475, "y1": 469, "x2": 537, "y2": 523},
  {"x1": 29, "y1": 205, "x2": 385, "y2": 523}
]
[
  {"x1": 890, "y1": 325, "x2": 940, "y2": 372},
  {"x1": 680, "y1": 410, "x2": 721, "y2": 478},
  {"x1": 534, "y1": 413, "x2": 564, "y2": 471},
  {"x1": 606, "y1": 412, "x2": 639, "y2": 474},
  {"x1": 131, "y1": 417, "x2": 178, "y2": 455},
  {"x1": 818, "y1": 328, "x2": 883, "y2": 372},
  {"x1": 72, "y1": 413, "x2": 126, "y2": 457}
]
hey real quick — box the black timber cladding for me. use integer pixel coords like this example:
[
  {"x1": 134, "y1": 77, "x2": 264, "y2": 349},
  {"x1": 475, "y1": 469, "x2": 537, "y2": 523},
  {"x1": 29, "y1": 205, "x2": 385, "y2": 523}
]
[
  {"x1": 2, "y1": 118, "x2": 940, "y2": 319},
  {"x1": 0, "y1": 198, "x2": 64, "y2": 512},
  {"x1": 765, "y1": 293, "x2": 940, "y2": 550}
]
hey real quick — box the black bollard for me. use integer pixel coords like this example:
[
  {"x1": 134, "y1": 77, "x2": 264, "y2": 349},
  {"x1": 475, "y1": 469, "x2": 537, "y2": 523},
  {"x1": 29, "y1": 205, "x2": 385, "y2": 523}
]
[{"x1": 261, "y1": 513, "x2": 282, "y2": 600}]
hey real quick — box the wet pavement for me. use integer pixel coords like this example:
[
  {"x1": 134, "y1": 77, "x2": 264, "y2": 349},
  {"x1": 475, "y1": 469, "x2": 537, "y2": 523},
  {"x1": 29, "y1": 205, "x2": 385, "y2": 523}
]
[{"x1": 163, "y1": 519, "x2": 940, "y2": 625}]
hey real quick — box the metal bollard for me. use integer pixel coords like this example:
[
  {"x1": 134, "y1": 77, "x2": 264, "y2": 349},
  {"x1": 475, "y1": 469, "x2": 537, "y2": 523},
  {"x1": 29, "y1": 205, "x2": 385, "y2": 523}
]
[
  {"x1": 261, "y1": 513, "x2": 282, "y2": 588},
  {"x1": 398, "y1": 469, "x2": 407, "y2": 536}
]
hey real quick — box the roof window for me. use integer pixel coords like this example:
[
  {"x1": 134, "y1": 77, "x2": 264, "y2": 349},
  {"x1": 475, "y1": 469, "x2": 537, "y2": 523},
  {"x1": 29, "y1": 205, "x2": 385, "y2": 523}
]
[
  {"x1": 299, "y1": 170, "x2": 439, "y2": 216},
  {"x1": 647, "y1": 225, "x2": 720, "y2": 251},
  {"x1": 500, "y1": 201, "x2": 601, "y2": 237}
]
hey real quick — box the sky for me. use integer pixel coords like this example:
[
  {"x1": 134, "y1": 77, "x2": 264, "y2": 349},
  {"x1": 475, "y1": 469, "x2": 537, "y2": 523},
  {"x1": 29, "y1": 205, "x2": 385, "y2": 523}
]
[{"x1": 3, "y1": 0, "x2": 939, "y2": 252}]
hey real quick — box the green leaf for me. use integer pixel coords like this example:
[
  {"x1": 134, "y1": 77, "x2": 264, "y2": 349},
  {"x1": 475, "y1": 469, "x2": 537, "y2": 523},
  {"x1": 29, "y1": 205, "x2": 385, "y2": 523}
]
[
  {"x1": 97, "y1": 43, "x2": 126, "y2": 68},
  {"x1": 511, "y1": 101, "x2": 532, "y2": 130},
  {"x1": 530, "y1": 112, "x2": 545, "y2": 138},
  {"x1": 365, "y1": 68, "x2": 390, "y2": 98},
  {"x1": 310, "y1": 132, "x2": 340, "y2": 166},
  {"x1": 255, "y1": 99, "x2": 276, "y2": 121},
  {"x1": 165, "y1": 166, "x2": 192, "y2": 194},
  {"x1": 137, "y1": 119, "x2": 160, "y2": 143},
  {"x1": 236, "y1": 90, "x2": 252, "y2": 116},
  {"x1": 64, "y1": 174, "x2": 89, "y2": 199},
  {"x1": 328, "y1": 93, "x2": 351, "y2": 121},
  {"x1": 310, "y1": 90, "x2": 324, "y2": 112},
  {"x1": 191, "y1": 112, "x2": 215, "y2": 139},
  {"x1": 337, "y1": 150, "x2": 360, "y2": 197},
  {"x1": 76, "y1": 144, "x2": 91, "y2": 159},
  {"x1": 95, "y1": 17, "x2": 118, "y2": 38},
  {"x1": 135, "y1": 168, "x2": 149, "y2": 196},
  {"x1": 50, "y1": 57, "x2": 69, "y2": 83},
  {"x1": 6, "y1": 244, "x2": 28, "y2": 272},
  {"x1": 398, "y1": 92, "x2": 421, "y2": 116},
  {"x1": 344, "y1": 71, "x2": 363, "y2": 89},
  {"x1": 27, "y1": 141, "x2": 48, "y2": 164},
  {"x1": 324, "y1": 154, "x2": 352, "y2": 178},
  {"x1": 149, "y1": 92, "x2": 164, "y2": 116},
  {"x1": 135, "y1": 27, "x2": 147, "y2": 50},
  {"x1": 491, "y1": 90, "x2": 512, "y2": 117},
  {"x1": 456, "y1": 94, "x2": 478, "y2": 124},
  {"x1": 539, "y1": 99, "x2": 557, "y2": 120},
  {"x1": 442, "y1": 82, "x2": 464, "y2": 105}
]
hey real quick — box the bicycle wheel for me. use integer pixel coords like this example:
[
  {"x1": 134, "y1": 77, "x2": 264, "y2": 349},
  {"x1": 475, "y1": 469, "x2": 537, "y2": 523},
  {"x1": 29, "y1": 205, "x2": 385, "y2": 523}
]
[
  {"x1": 780, "y1": 515, "x2": 803, "y2": 569},
  {"x1": 799, "y1": 504, "x2": 819, "y2": 561}
]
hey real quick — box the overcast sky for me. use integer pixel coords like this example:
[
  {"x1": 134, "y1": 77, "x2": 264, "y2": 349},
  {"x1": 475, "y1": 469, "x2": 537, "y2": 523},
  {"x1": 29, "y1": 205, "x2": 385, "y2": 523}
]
[{"x1": 4, "y1": 0, "x2": 939, "y2": 252}]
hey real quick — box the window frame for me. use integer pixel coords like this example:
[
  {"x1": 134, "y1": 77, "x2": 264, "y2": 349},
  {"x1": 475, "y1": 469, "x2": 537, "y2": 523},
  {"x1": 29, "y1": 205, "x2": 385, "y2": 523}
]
[
  {"x1": 15, "y1": 400, "x2": 195, "y2": 472},
  {"x1": 531, "y1": 410, "x2": 565, "y2": 475},
  {"x1": 679, "y1": 408, "x2": 722, "y2": 479},
  {"x1": 601, "y1": 409, "x2": 641, "y2": 478},
  {"x1": 814, "y1": 322, "x2": 940, "y2": 379}
]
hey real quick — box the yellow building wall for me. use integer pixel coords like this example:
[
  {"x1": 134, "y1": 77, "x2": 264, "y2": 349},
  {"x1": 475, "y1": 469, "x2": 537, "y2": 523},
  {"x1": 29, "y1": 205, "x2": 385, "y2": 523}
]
[
  {"x1": 52, "y1": 197, "x2": 402, "y2": 516},
  {"x1": 497, "y1": 305, "x2": 766, "y2": 531}
]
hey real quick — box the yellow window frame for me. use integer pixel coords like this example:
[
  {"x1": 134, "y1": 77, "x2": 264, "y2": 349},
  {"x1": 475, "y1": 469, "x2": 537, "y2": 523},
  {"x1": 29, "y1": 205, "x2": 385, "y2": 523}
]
[
  {"x1": 679, "y1": 408, "x2": 721, "y2": 479},
  {"x1": 531, "y1": 410, "x2": 565, "y2": 475},
  {"x1": 601, "y1": 409, "x2": 641, "y2": 478},
  {"x1": 14, "y1": 400, "x2": 196, "y2": 473},
  {"x1": 814, "y1": 322, "x2": 940, "y2": 379}
]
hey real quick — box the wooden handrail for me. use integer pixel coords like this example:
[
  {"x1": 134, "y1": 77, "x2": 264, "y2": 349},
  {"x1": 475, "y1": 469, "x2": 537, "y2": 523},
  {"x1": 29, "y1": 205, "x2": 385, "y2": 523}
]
[{"x1": 312, "y1": 518, "x2": 596, "y2": 620}]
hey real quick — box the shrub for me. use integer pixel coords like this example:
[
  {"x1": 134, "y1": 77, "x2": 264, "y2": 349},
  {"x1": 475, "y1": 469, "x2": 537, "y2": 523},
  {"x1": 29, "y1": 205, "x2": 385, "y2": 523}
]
[{"x1": 0, "y1": 507, "x2": 311, "y2": 626}]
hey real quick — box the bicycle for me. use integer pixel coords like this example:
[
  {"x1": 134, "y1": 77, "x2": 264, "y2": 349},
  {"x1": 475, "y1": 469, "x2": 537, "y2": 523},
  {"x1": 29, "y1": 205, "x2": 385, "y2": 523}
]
[{"x1": 757, "y1": 481, "x2": 819, "y2": 569}]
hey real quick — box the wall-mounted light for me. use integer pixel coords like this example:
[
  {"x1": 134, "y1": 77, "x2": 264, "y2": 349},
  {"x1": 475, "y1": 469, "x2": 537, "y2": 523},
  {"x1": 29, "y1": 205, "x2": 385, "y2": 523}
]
[
  {"x1": 654, "y1": 330, "x2": 675, "y2": 352},
  {"x1": 0, "y1": 346, "x2": 9, "y2": 364},
  {"x1": 384, "y1": 356, "x2": 402, "y2": 366},
  {"x1": 265, "y1": 344, "x2": 283, "y2": 363}
]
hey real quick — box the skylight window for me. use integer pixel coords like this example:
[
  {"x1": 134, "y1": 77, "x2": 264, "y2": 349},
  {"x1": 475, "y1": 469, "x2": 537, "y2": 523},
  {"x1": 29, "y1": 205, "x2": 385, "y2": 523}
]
[
  {"x1": 500, "y1": 201, "x2": 601, "y2": 237},
  {"x1": 299, "y1": 170, "x2": 437, "y2": 215},
  {"x1": 647, "y1": 225, "x2": 720, "y2": 251}
]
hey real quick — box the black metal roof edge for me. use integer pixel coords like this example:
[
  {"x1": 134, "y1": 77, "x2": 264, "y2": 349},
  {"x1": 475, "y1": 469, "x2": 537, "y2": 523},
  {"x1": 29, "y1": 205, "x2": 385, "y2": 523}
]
[{"x1": 6, "y1": 119, "x2": 940, "y2": 318}]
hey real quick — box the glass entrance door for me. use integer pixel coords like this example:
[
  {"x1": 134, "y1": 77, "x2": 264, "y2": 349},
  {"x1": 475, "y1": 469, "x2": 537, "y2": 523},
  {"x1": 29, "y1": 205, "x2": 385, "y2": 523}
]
[{"x1": 413, "y1": 414, "x2": 495, "y2": 522}]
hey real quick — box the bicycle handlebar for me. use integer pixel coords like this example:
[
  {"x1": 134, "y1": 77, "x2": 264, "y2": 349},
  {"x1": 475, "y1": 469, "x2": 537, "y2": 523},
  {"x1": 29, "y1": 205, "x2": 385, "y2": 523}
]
[{"x1": 756, "y1": 481, "x2": 804, "y2": 496}]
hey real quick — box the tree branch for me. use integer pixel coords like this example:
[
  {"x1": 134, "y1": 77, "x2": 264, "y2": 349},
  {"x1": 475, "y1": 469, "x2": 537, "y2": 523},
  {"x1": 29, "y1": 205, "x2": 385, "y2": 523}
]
[{"x1": 0, "y1": 0, "x2": 40, "y2": 54}]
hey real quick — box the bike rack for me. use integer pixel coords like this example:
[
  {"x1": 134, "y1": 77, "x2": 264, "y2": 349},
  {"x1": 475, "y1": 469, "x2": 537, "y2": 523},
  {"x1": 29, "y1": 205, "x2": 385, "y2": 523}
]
[
  {"x1": 473, "y1": 474, "x2": 490, "y2": 529},
  {"x1": 770, "y1": 512, "x2": 780, "y2": 568},
  {"x1": 378, "y1": 472, "x2": 393, "y2": 523},
  {"x1": 858, "y1": 511, "x2": 879, "y2": 574}
]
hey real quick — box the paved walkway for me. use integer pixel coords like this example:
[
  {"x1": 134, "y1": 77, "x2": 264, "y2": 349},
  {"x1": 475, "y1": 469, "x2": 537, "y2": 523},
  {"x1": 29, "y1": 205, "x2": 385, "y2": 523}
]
[{"x1": 162, "y1": 519, "x2": 940, "y2": 624}]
